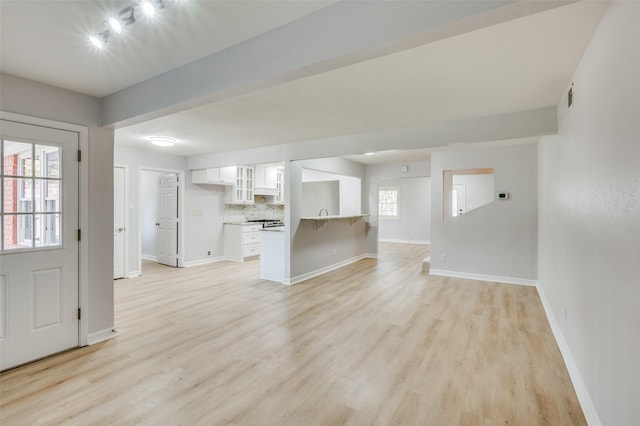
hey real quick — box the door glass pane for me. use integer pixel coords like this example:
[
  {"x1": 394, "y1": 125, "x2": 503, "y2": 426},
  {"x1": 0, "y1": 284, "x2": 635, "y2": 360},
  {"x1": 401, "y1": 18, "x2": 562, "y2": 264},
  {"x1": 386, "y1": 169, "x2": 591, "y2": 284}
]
[
  {"x1": 45, "y1": 181, "x2": 60, "y2": 212},
  {"x1": 35, "y1": 214, "x2": 61, "y2": 247},
  {"x1": 36, "y1": 145, "x2": 60, "y2": 178},
  {"x1": 3, "y1": 214, "x2": 32, "y2": 249},
  {"x1": 3, "y1": 178, "x2": 33, "y2": 213},
  {"x1": 3, "y1": 141, "x2": 32, "y2": 177},
  {"x1": 1, "y1": 140, "x2": 64, "y2": 252}
]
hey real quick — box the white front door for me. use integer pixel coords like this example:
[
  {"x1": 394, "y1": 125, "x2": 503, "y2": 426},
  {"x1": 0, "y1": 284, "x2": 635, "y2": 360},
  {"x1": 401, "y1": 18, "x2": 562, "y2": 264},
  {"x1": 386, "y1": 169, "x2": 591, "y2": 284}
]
[
  {"x1": 156, "y1": 174, "x2": 178, "y2": 267},
  {"x1": 0, "y1": 119, "x2": 79, "y2": 371},
  {"x1": 114, "y1": 166, "x2": 126, "y2": 279}
]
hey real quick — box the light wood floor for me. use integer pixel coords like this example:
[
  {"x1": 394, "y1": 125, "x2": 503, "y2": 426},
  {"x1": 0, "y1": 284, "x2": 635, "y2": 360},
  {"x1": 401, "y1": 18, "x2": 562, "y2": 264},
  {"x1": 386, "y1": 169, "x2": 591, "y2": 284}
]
[{"x1": 1, "y1": 243, "x2": 585, "y2": 425}]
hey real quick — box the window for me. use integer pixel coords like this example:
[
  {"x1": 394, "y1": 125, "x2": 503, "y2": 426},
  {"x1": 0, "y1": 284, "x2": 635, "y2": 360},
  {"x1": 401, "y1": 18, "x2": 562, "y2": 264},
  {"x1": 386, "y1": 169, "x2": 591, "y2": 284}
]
[
  {"x1": 1, "y1": 139, "x2": 62, "y2": 251},
  {"x1": 378, "y1": 186, "x2": 399, "y2": 219}
]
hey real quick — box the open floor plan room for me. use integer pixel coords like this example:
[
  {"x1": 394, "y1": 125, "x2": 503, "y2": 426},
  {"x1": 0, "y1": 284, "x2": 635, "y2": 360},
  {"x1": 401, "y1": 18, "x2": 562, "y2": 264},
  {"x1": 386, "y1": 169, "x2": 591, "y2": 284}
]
[{"x1": 0, "y1": 243, "x2": 583, "y2": 425}]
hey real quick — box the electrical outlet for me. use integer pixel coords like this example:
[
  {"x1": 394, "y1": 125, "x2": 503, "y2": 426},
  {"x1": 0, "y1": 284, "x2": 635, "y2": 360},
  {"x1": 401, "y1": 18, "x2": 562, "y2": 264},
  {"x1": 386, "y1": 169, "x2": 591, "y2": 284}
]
[
  {"x1": 441, "y1": 254, "x2": 446, "y2": 262},
  {"x1": 207, "y1": 250, "x2": 211, "y2": 256}
]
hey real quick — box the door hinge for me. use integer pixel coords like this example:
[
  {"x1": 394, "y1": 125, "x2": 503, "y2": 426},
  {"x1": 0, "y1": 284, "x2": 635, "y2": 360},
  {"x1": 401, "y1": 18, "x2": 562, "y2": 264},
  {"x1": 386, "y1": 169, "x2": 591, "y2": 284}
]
[
  {"x1": 78, "y1": 308, "x2": 81, "y2": 320},
  {"x1": 77, "y1": 229, "x2": 81, "y2": 241},
  {"x1": 77, "y1": 150, "x2": 81, "y2": 162}
]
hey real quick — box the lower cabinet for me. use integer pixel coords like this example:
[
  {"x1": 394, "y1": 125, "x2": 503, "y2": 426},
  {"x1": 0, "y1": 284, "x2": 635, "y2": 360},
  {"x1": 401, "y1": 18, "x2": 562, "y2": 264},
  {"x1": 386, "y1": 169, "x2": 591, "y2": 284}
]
[{"x1": 224, "y1": 223, "x2": 262, "y2": 261}]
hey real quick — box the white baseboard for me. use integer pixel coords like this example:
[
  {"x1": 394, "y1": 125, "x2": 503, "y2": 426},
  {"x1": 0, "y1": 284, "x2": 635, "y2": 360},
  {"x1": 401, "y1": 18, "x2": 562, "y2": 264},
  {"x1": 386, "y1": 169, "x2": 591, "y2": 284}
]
[
  {"x1": 183, "y1": 256, "x2": 225, "y2": 267},
  {"x1": 364, "y1": 253, "x2": 378, "y2": 259},
  {"x1": 87, "y1": 328, "x2": 118, "y2": 345},
  {"x1": 428, "y1": 269, "x2": 537, "y2": 287},
  {"x1": 285, "y1": 254, "x2": 369, "y2": 285},
  {"x1": 126, "y1": 271, "x2": 140, "y2": 278},
  {"x1": 141, "y1": 254, "x2": 157, "y2": 261},
  {"x1": 536, "y1": 284, "x2": 602, "y2": 426},
  {"x1": 379, "y1": 238, "x2": 430, "y2": 245}
]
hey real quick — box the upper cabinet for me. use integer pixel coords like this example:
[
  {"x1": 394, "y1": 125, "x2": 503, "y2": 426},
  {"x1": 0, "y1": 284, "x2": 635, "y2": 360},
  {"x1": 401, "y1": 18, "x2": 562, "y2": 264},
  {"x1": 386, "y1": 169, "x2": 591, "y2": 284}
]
[
  {"x1": 225, "y1": 165, "x2": 255, "y2": 204},
  {"x1": 274, "y1": 170, "x2": 284, "y2": 204},
  {"x1": 192, "y1": 163, "x2": 283, "y2": 204},
  {"x1": 192, "y1": 167, "x2": 235, "y2": 185},
  {"x1": 255, "y1": 164, "x2": 278, "y2": 196}
]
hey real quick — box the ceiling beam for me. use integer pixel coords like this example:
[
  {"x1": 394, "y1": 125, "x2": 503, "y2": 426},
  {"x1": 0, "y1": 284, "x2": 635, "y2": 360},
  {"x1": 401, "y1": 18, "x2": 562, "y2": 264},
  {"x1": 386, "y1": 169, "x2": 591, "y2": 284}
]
[
  {"x1": 187, "y1": 106, "x2": 556, "y2": 169},
  {"x1": 102, "y1": 1, "x2": 577, "y2": 127}
]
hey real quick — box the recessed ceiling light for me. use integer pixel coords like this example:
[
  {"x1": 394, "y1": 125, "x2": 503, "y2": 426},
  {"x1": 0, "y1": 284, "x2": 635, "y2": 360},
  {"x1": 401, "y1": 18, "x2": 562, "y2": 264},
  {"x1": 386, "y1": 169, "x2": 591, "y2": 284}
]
[
  {"x1": 364, "y1": 152, "x2": 376, "y2": 156},
  {"x1": 149, "y1": 136, "x2": 176, "y2": 147}
]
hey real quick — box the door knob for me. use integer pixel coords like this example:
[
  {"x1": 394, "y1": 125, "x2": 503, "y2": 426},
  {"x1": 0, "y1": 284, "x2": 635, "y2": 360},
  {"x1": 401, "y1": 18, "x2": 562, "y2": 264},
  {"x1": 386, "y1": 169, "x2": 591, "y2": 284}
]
[{"x1": 118, "y1": 227, "x2": 124, "y2": 232}]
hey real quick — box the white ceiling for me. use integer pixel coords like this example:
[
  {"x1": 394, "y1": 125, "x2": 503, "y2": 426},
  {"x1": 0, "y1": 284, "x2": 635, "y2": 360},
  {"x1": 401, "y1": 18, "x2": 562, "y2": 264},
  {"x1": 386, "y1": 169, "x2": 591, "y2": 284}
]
[
  {"x1": 114, "y1": 0, "x2": 608, "y2": 158},
  {"x1": 0, "y1": 0, "x2": 335, "y2": 97},
  {"x1": 1, "y1": 1, "x2": 609, "y2": 164}
]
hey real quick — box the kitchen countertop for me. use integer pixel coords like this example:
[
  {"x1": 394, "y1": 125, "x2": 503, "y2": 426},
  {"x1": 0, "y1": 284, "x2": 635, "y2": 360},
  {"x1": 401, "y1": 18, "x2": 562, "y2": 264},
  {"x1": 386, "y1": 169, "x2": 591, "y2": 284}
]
[
  {"x1": 300, "y1": 214, "x2": 369, "y2": 220},
  {"x1": 259, "y1": 226, "x2": 285, "y2": 232}
]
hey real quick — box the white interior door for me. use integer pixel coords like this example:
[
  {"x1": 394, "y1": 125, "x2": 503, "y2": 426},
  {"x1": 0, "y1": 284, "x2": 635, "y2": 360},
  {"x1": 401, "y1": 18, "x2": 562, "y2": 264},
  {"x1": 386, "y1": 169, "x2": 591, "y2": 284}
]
[
  {"x1": 452, "y1": 183, "x2": 466, "y2": 216},
  {"x1": 0, "y1": 119, "x2": 79, "y2": 371},
  {"x1": 114, "y1": 166, "x2": 126, "y2": 279},
  {"x1": 156, "y1": 174, "x2": 178, "y2": 267}
]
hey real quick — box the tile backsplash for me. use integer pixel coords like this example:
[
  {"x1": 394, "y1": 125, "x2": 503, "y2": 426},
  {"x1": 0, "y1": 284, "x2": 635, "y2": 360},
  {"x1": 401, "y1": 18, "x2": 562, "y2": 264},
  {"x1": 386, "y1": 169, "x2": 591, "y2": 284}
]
[{"x1": 223, "y1": 196, "x2": 284, "y2": 223}]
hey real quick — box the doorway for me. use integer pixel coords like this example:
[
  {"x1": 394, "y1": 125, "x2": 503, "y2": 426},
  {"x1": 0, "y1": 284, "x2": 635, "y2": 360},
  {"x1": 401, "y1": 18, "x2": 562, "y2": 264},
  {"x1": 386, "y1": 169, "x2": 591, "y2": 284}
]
[
  {"x1": 138, "y1": 168, "x2": 184, "y2": 273},
  {"x1": 114, "y1": 165, "x2": 128, "y2": 279}
]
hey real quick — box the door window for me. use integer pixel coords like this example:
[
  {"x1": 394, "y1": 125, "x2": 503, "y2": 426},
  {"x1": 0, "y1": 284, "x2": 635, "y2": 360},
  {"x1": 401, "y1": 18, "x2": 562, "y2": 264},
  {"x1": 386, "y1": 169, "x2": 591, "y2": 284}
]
[{"x1": 1, "y1": 139, "x2": 63, "y2": 251}]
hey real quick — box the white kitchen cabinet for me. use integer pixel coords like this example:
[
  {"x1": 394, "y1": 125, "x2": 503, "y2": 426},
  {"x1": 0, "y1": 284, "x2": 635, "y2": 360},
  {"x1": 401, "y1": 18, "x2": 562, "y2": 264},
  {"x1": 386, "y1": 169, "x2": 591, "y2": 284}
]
[
  {"x1": 255, "y1": 165, "x2": 277, "y2": 189},
  {"x1": 224, "y1": 223, "x2": 262, "y2": 261},
  {"x1": 191, "y1": 167, "x2": 236, "y2": 185},
  {"x1": 255, "y1": 164, "x2": 278, "y2": 196},
  {"x1": 274, "y1": 170, "x2": 284, "y2": 204},
  {"x1": 225, "y1": 165, "x2": 254, "y2": 204}
]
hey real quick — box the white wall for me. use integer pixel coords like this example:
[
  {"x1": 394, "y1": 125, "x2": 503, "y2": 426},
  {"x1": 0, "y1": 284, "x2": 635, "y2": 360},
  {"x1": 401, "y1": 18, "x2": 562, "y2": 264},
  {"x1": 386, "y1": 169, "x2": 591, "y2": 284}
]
[
  {"x1": 114, "y1": 145, "x2": 226, "y2": 273},
  {"x1": 538, "y1": 2, "x2": 640, "y2": 424},
  {"x1": 378, "y1": 177, "x2": 431, "y2": 244},
  {"x1": 430, "y1": 144, "x2": 538, "y2": 282},
  {"x1": 287, "y1": 157, "x2": 369, "y2": 281},
  {"x1": 1, "y1": 73, "x2": 114, "y2": 336},
  {"x1": 302, "y1": 181, "x2": 340, "y2": 217}
]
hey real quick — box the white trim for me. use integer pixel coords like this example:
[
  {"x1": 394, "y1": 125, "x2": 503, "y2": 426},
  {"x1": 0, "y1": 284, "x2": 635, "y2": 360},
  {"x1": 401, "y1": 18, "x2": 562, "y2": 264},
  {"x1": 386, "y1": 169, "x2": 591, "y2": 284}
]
[
  {"x1": 113, "y1": 164, "x2": 129, "y2": 280},
  {"x1": 379, "y1": 238, "x2": 430, "y2": 245},
  {"x1": 126, "y1": 271, "x2": 141, "y2": 279},
  {"x1": 183, "y1": 256, "x2": 225, "y2": 267},
  {"x1": 284, "y1": 254, "x2": 368, "y2": 285},
  {"x1": 363, "y1": 253, "x2": 378, "y2": 259},
  {"x1": 1, "y1": 111, "x2": 90, "y2": 347},
  {"x1": 536, "y1": 283, "x2": 602, "y2": 426},
  {"x1": 428, "y1": 269, "x2": 537, "y2": 287},
  {"x1": 141, "y1": 254, "x2": 158, "y2": 262},
  {"x1": 137, "y1": 167, "x2": 186, "y2": 273},
  {"x1": 87, "y1": 328, "x2": 118, "y2": 345}
]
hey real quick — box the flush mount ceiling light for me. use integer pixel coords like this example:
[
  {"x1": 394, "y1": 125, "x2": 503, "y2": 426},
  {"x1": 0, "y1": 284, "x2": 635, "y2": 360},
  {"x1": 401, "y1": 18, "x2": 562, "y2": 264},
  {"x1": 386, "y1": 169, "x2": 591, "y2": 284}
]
[
  {"x1": 88, "y1": 0, "x2": 165, "y2": 50},
  {"x1": 364, "y1": 152, "x2": 377, "y2": 156},
  {"x1": 149, "y1": 136, "x2": 176, "y2": 147}
]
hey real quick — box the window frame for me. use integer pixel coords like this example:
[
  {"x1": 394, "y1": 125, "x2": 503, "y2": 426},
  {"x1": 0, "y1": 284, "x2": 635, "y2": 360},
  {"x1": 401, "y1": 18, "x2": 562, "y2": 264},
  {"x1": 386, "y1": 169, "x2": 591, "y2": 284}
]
[{"x1": 378, "y1": 185, "x2": 400, "y2": 220}]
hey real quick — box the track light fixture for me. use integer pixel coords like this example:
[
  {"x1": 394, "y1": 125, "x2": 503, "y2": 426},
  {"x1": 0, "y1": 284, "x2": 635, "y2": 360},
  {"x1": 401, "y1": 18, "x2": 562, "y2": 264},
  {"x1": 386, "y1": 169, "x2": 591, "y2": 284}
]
[{"x1": 88, "y1": 0, "x2": 165, "y2": 49}]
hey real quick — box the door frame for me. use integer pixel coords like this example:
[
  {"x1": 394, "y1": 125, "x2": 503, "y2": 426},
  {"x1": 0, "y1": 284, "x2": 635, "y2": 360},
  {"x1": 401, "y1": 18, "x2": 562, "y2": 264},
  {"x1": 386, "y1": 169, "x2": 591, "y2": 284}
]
[
  {"x1": 1, "y1": 111, "x2": 89, "y2": 347},
  {"x1": 138, "y1": 166, "x2": 185, "y2": 273},
  {"x1": 114, "y1": 164, "x2": 130, "y2": 278}
]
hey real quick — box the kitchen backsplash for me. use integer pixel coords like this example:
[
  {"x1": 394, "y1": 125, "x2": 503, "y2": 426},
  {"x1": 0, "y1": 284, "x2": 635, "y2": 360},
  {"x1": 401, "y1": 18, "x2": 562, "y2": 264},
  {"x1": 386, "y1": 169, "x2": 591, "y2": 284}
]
[{"x1": 223, "y1": 196, "x2": 284, "y2": 222}]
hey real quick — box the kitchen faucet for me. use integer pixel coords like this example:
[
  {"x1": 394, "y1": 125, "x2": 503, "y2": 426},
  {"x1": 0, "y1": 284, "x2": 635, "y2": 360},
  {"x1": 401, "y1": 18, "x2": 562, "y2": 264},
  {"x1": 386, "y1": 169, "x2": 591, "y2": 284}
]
[{"x1": 319, "y1": 208, "x2": 329, "y2": 217}]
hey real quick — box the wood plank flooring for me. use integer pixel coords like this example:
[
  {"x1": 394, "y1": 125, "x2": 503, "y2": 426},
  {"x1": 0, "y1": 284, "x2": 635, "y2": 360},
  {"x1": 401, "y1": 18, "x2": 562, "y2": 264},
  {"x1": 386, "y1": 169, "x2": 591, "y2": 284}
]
[{"x1": 0, "y1": 243, "x2": 585, "y2": 425}]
